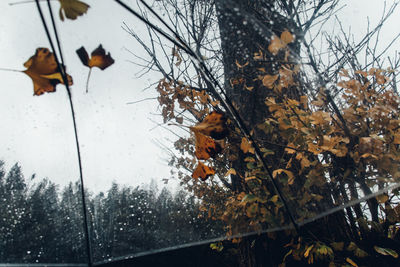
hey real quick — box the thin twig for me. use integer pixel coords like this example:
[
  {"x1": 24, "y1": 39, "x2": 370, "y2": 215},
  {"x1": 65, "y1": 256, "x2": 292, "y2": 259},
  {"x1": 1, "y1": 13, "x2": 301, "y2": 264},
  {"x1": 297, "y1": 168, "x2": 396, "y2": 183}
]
[{"x1": 126, "y1": 97, "x2": 157, "y2": 105}]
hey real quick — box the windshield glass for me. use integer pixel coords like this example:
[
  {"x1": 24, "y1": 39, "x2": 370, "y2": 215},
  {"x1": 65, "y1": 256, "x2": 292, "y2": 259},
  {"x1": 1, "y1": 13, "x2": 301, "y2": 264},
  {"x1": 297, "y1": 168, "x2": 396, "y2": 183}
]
[{"x1": 1, "y1": 0, "x2": 399, "y2": 265}]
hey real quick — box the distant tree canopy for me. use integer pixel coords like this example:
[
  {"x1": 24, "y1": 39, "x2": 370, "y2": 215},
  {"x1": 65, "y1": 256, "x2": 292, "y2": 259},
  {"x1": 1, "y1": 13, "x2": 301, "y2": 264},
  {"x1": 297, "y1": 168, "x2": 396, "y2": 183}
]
[{"x1": 0, "y1": 160, "x2": 221, "y2": 264}]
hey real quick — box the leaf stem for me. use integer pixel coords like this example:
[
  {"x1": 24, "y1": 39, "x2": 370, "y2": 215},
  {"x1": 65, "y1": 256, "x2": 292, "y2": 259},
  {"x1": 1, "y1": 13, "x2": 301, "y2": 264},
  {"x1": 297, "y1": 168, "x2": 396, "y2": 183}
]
[
  {"x1": 9, "y1": 0, "x2": 55, "y2": 6},
  {"x1": 86, "y1": 68, "x2": 92, "y2": 93},
  {"x1": 0, "y1": 67, "x2": 22, "y2": 73}
]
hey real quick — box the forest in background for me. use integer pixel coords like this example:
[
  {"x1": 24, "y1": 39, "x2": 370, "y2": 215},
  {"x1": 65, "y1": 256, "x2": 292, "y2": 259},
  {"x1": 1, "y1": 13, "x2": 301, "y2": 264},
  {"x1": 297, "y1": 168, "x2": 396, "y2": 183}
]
[{"x1": 0, "y1": 160, "x2": 223, "y2": 264}]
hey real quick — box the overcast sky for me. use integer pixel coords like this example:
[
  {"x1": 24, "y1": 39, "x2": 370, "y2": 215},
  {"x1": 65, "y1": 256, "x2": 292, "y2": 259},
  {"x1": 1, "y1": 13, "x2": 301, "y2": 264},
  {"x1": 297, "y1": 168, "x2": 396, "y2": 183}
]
[
  {"x1": 0, "y1": 0, "x2": 178, "y2": 193},
  {"x1": 0, "y1": 0, "x2": 399, "y2": 193}
]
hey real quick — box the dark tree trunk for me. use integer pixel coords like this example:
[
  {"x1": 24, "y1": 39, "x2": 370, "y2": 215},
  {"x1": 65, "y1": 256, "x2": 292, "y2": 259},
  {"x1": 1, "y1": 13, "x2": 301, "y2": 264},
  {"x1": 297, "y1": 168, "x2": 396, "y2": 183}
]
[
  {"x1": 214, "y1": 1, "x2": 360, "y2": 266},
  {"x1": 216, "y1": 0, "x2": 300, "y2": 129}
]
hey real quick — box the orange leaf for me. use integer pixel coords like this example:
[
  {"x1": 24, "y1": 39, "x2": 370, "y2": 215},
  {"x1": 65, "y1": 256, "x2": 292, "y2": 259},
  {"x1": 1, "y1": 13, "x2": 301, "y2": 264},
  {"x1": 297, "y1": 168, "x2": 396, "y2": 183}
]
[
  {"x1": 268, "y1": 35, "x2": 285, "y2": 55},
  {"x1": 76, "y1": 44, "x2": 114, "y2": 70},
  {"x1": 279, "y1": 67, "x2": 293, "y2": 88},
  {"x1": 194, "y1": 132, "x2": 222, "y2": 160},
  {"x1": 190, "y1": 111, "x2": 228, "y2": 140},
  {"x1": 394, "y1": 133, "x2": 400, "y2": 144},
  {"x1": 285, "y1": 144, "x2": 297, "y2": 154},
  {"x1": 262, "y1": 74, "x2": 279, "y2": 88},
  {"x1": 280, "y1": 30, "x2": 294, "y2": 45},
  {"x1": 192, "y1": 161, "x2": 215, "y2": 181},
  {"x1": 300, "y1": 96, "x2": 308, "y2": 108},
  {"x1": 310, "y1": 111, "x2": 331, "y2": 125},
  {"x1": 23, "y1": 48, "x2": 73, "y2": 96},
  {"x1": 235, "y1": 59, "x2": 249, "y2": 69},
  {"x1": 225, "y1": 168, "x2": 237, "y2": 177},
  {"x1": 253, "y1": 50, "x2": 264, "y2": 60},
  {"x1": 240, "y1": 137, "x2": 255, "y2": 154},
  {"x1": 244, "y1": 84, "x2": 254, "y2": 91},
  {"x1": 346, "y1": 257, "x2": 358, "y2": 267},
  {"x1": 360, "y1": 153, "x2": 378, "y2": 159},
  {"x1": 191, "y1": 112, "x2": 228, "y2": 160}
]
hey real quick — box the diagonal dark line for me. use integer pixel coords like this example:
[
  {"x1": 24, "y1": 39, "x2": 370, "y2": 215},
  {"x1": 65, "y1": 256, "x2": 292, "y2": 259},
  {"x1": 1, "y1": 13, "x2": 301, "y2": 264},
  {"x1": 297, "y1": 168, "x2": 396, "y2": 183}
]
[
  {"x1": 46, "y1": 0, "x2": 65, "y2": 66},
  {"x1": 35, "y1": 1, "x2": 93, "y2": 266},
  {"x1": 115, "y1": 0, "x2": 195, "y2": 58},
  {"x1": 115, "y1": 0, "x2": 300, "y2": 231}
]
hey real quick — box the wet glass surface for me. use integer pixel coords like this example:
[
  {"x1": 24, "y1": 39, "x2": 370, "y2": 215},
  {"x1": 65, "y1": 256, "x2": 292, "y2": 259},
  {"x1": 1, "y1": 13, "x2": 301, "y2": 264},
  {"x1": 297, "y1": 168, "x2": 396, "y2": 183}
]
[{"x1": 0, "y1": 0, "x2": 399, "y2": 265}]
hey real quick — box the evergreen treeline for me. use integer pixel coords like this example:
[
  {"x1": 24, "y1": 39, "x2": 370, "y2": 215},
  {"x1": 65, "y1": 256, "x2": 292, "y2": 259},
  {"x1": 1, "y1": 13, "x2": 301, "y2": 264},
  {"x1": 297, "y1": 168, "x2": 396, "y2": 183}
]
[{"x1": 0, "y1": 161, "x2": 223, "y2": 264}]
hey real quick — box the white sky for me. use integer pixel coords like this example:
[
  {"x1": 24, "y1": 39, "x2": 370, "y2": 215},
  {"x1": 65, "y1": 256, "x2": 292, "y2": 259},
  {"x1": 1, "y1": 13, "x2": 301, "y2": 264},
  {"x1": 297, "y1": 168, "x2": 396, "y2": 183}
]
[
  {"x1": 0, "y1": 0, "x2": 177, "y2": 192},
  {"x1": 0, "y1": 0, "x2": 399, "y2": 193}
]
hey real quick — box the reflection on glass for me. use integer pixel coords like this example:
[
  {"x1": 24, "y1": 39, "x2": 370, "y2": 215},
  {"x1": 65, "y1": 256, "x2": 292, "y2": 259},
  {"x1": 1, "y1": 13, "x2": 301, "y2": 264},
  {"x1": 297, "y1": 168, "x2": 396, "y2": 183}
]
[
  {"x1": 1, "y1": 0, "x2": 400, "y2": 266},
  {"x1": 0, "y1": 162, "x2": 87, "y2": 263},
  {"x1": 90, "y1": 183, "x2": 224, "y2": 262}
]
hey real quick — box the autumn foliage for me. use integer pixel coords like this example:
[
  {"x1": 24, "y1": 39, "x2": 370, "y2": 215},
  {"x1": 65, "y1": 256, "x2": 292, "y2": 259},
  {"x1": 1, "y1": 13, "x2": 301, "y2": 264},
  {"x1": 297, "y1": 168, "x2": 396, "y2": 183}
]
[
  {"x1": 59, "y1": 0, "x2": 90, "y2": 21},
  {"x1": 76, "y1": 45, "x2": 114, "y2": 70},
  {"x1": 6, "y1": 1, "x2": 400, "y2": 265},
  {"x1": 156, "y1": 29, "x2": 400, "y2": 265},
  {"x1": 23, "y1": 47, "x2": 72, "y2": 95}
]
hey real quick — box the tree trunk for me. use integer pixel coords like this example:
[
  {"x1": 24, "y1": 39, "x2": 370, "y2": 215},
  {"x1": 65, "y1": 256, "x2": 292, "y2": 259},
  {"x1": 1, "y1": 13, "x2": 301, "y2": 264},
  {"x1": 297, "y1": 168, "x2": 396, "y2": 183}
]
[{"x1": 214, "y1": 1, "x2": 359, "y2": 266}]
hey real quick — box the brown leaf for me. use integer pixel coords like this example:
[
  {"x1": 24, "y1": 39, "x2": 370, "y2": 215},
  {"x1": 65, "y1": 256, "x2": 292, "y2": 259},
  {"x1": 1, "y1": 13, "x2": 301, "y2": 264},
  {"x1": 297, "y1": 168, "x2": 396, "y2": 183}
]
[
  {"x1": 235, "y1": 59, "x2": 249, "y2": 69},
  {"x1": 172, "y1": 47, "x2": 182, "y2": 66},
  {"x1": 190, "y1": 112, "x2": 228, "y2": 161},
  {"x1": 268, "y1": 35, "x2": 285, "y2": 55},
  {"x1": 346, "y1": 257, "x2": 358, "y2": 267},
  {"x1": 224, "y1": 168, "x2": 237, "y2": 177},
  {"x1": 194, "y1": 132, "x2": 222, "y2": 160},
  {"x1": 280, "y1": 30, "x2": 294, "y2": 45},
  {"x1": 262, "y1": 74, "x2": 279, "y2": 88},
  {"x1": 244, "y1": 84, "x2": 254, "y2": 91},
  {"x1": 192, "y1": 161, "x2": 215, "y2": 181},
  {"x1": 240, "y1": 137, "x2": 255, "y2": 154},
  {"x1": 374, "y1": 246, "x2": 398, "y2": 258},
  {"x1": 175, "y1": 117, "x2": 184, "y2": 124},
  {"x1": 76, "y1": 45, "x2": 114, "y2": 70},
  {"x1": 190, "y1": 111, "x2": 228, "y2": 140},
  {"x1": 23, "y1": 48, "x2": 73, "y2": 96},
  {"x1": 59, "y1": 0, "x2": 90, "y2": 21}
]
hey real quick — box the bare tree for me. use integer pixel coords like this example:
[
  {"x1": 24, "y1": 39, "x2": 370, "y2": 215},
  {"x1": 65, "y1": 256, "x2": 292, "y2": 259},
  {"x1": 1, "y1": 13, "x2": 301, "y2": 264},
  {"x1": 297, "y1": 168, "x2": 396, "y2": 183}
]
[{"x1": 124, "y1": 0, "x2": 400, "y2": 266}]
